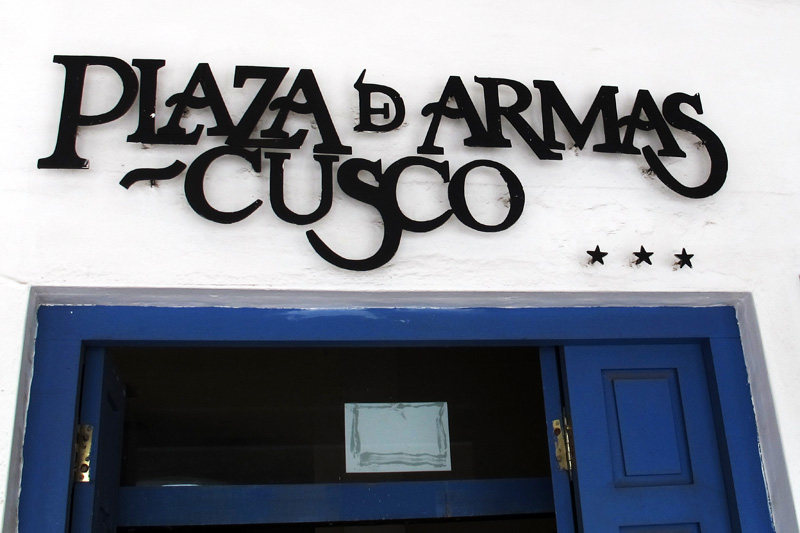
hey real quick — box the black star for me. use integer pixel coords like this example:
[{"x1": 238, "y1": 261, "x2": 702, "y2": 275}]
[
  {"x1": 587, "y1": 245, "x2": 608, "y2": 265},
  {"x1": 633, "y1": 246, "x2": 654, "y2": 265},
  {"x1": 674, "y1": 248, "x2": 694, "y2": 269}
]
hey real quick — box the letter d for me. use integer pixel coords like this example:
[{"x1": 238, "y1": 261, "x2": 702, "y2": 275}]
[{"x1": 353, "y1": 70, "x2": 405, "y2": 132}]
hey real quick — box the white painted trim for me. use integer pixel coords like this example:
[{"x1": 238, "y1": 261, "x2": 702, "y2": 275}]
[{"x1": 29, "y1": 286, "x2": 752, "y2": 309}]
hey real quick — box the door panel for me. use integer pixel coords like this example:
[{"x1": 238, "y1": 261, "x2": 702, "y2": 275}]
[
  {"x1": 564, "y1": 343, "x2": 732, "y2": 533},
  {"x1": 539, "y1": 346, "x2": 576, "y2": 533},
  {"x1": 71, "y1": 348, "x2": 127, "y2": 533}
]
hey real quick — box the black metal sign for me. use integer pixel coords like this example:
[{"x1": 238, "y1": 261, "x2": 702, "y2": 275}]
[{"x1": 38, "y1": 56, "x2": 728, "y2": 271}]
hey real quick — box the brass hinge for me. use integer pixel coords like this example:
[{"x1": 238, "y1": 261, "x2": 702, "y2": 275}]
[
  {"x1": 73, "y1": 424, "x2": 93, "y2": 483},
  {"x1": 552, "y1": 416, "x2": 574, "y2": 479}
]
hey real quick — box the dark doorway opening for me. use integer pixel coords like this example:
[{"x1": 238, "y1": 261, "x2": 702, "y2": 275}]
[{"x1": 107, "y1": 346, "x2": 553, "y2": 529}]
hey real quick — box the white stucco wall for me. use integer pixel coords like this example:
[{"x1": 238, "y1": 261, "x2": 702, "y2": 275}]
[{"x1": 2, "y1": 0, "x2": 799, "y2": 530}]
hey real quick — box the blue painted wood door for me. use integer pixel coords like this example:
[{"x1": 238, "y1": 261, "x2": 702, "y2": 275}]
[
  {"x1": 540, "y1": 346, "x2": 576, "y2": 533},
  {"x1": 70, "y1": 348, "x2": 127, "y2": 533},
  {"x1": 563, "y1": 343, "x2": 733, "y2": 532}
]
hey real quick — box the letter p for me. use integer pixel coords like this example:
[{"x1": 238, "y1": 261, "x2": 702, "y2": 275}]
[{"x1": 38, "y1": 56, "x2": 138, "y2": 169}]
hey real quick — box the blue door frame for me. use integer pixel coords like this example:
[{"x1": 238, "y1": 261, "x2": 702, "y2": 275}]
[{"x1": 18, "y1": 305, "x2": 772, "y2": 531}]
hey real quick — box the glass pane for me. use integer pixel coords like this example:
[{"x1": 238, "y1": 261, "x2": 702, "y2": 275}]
[
  {"x1": 344, "y1": 402, "x2": 452, "y2": 473},
  {"x1": 110, "y1": 346, "x2": 548, "y2": 486}
]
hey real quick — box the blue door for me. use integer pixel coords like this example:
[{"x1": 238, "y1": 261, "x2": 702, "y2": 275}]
[
  {"x1": 70, "y1": 348, "x2": 127, "y2": 533},
  {"x1": 563, "y1": 343, "x2": 733, "y2": 532},
  {"x1": 19, "y1": 306, "x2": 772, "y2": 532}
]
